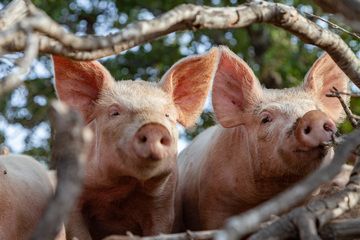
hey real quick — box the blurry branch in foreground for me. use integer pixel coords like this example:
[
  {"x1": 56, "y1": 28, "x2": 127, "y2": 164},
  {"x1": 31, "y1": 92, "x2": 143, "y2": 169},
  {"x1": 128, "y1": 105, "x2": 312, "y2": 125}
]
[{"x1": 30, "y1": 101, "x2": 92, "y2": 240}]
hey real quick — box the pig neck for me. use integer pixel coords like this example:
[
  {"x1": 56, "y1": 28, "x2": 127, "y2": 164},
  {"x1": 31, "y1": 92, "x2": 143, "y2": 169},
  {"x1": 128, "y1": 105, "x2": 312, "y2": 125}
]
[{"x1": 213, "y1": 125, "x2": 304, "y2": 204}]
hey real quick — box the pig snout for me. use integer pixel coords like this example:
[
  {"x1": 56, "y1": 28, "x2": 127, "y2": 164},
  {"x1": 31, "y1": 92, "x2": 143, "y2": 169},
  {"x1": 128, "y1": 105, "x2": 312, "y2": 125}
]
[
  {"x1": 133, "y1": 123, "x2": 173, "y2": 161},
  {"x1": 295, "y1": 110, "x2": 336, "y2": 149}
]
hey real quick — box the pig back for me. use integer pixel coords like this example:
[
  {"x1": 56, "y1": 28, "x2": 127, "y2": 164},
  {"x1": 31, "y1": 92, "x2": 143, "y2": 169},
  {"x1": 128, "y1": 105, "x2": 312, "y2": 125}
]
[
  {"x1": 177, "y1": 126, "x2": 222, "y2": 230},
  {"x1": 0, "y1": 154, "x2": 53, "y2": 239}
]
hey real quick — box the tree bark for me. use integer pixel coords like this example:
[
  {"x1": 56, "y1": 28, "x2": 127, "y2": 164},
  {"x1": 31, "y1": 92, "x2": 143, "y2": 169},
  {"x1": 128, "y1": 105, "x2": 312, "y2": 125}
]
[{"x1": 0, "y1": 1, "x2": 359, "y2": 88}]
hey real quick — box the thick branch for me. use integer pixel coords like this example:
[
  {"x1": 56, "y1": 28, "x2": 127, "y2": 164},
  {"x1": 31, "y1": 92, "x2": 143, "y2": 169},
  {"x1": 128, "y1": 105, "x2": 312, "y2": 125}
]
[
  {"x1": 0, "y1": 1, "x2": 359, "y2": 88},
  {"x1": 0, "y1": 0, "x2": 29, "y2": 30},
  {"x1": 30, "y1": 101, "x2": 92, "y2": 240},
  {"x1": 320, "y1": 218, "x2": 360, "y2": 239}
]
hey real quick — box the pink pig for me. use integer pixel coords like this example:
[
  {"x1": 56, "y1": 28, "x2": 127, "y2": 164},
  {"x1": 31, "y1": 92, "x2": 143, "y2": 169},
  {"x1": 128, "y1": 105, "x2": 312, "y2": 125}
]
[
  {"x1": 52, "y1": 48, "x2": 218, "y2": 239},
  {"x1": 0, "y1": 154, "x2": 65, "y2": 240},
  {"x1": 177, "y1": 46, "x2": 349, "y2": 231}
]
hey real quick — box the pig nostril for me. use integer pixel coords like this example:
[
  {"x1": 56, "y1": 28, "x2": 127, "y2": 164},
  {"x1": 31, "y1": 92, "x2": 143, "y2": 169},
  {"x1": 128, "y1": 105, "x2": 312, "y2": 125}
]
[
  {"x1": 160, "y1": 137, "x2": 170, "y2": 146},
  {"x1": 304, "y1": 126, "x2": 311, "y2": 135},
  {"x1": 140, "y1": 136, "x2": 147, "y2": 143},
  {"x1": 323, "y1": 123, "x2": 333, "y2": 132}
]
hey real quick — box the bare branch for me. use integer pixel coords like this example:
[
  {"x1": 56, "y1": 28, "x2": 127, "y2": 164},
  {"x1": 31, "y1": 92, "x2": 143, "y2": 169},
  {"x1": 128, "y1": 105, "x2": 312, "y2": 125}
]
[
  {"x1": 103, "y1": 230, "x2": 220, "y2": 240},
  {"x1": 326, "y1": 87, "x2": 360, "y2": 128},
  {"x1": 320, "y1": 218, "x2": 360, "y2": 239},
  {"x1": 103, "y1": 217, "x2": 360, "y2": 240},
  {"x1": 218, "y1": 129, "x2": 360, "y2": 240},
  {"x1": 0, "y1": 31, "x2": 38, "y2": 95},
  {"x1": 0, "y1": 0, "x2": 29, "y2": 30},
  {"x1": 313, "y1": 0, "x2": 360, "y2": 32},
  {"x1": 30, "y1": 101, "x2": 92, "y2": 240},
  {"x1": 0, "y1": 1, "x2": 359, "y2": 88},
  {"x1": 248, "y1": 154, "x2": 360, "y2": 240},
  {"x1": 304, "y1": 12, "x2": 360, "y2": 40}
]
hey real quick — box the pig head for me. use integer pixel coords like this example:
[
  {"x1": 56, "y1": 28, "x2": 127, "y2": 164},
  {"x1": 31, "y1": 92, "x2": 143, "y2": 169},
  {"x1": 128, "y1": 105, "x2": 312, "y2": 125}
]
[
  {"x1": 177, "y1": 46, "x2": 349, "y2": 231},
  {"x1": 52, "y1": 49, "x2": 218, "y2": 239}
]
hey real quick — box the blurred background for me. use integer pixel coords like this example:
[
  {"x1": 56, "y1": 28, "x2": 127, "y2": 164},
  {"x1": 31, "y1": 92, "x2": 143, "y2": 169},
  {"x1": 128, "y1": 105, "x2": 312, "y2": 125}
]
[{"x1": 0, "y1": 0, "x2": 359, "y2": 164}]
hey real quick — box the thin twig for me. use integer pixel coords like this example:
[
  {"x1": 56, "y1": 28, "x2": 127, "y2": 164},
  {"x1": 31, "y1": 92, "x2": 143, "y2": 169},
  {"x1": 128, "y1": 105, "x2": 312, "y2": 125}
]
[
  {"x1": 304, "y1": 12, "x2": 360, "y2": 40},
  {"x1": 326, "y1": 87, "x2": 360, "y2": 128}
]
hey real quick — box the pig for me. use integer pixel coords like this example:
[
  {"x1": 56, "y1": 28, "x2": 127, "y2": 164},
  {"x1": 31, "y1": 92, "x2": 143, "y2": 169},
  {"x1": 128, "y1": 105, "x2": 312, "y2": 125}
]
[
  {"x1": 0, "y1": 154, "x2": 60, "y2": 239},
  {"x1": 52, "y1": 48, "x2": 218, "y2": 240},
  {"x1": 177, "y1": 46, "x2": 350, "y2": 231}
]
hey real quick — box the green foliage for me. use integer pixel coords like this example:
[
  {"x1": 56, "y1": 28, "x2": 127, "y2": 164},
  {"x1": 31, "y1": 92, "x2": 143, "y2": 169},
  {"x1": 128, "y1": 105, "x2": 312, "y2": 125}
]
[{"x1": 0, "y1": 0, "x2": 358, "y2": 162}]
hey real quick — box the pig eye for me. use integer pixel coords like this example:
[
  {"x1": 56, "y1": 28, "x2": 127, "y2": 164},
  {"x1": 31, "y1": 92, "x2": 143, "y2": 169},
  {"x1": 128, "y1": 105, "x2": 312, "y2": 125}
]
[
  {"x1": 165, "y1": 114, "x2": 169, "y2": 118},
  {"x1": 110, "y1": 111, "x2": 120, "y2": 117},
  {"x1": 109, "y1": 105, "x2": 122, "y2": 117},
  {"x1": 260, "y1": 113, "x2": 272, "y2": 124}
]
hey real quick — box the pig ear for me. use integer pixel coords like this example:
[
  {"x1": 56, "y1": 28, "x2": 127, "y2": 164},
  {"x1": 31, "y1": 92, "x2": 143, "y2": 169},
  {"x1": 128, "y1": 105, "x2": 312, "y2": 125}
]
[
  {"x1": 160, "y1": 48, "x2": 219, "y2": 127},
  {"x1": 212, "y1": 46, "x2": 263, "y2": 128},
  {"x1": 53, "y1": 55, "x2": 113, "y2": 123},
  {"x1": 303, "y1": 53, "x2": 349, "y2": 122}
]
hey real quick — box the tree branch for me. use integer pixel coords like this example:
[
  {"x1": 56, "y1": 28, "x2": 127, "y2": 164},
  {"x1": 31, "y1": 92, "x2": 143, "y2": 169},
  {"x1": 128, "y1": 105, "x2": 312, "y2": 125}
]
[
  {"x1": 0, "y1": 31, "x2": 38, "y2": 95},
  {"x1": 30, "y1": 101, "x2": 92, "y2": 240},
  {"x1": 320, "y1": 218, "x2": 360, "y2": 239},
  {"x1": 218, "y1": 129, "x2": 360, "y2": 240},
  {"x1": 313, "y1": 0, "x2": 360, "y2": 32},
  {"x1": 0, "y1": 0, "x2": 29, "y2": 31},
  {"x1": 0, "y1": 1, "x2": 359, "y2": 88},
  {"x1": 103, "y1": 230, "x2": 219, "y2": 240},
  {"x1": 248, "y1": 153, "x2": 360, "y2": 240}
]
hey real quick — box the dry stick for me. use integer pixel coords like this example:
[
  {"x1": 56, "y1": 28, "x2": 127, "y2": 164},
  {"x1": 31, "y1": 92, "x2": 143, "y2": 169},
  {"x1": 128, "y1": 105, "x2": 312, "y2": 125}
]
[
  {"x1": 30, "y1": 101, "x2": 92, "y2": 240},
  {"x1": 217, "y1": 129, "x2": 360, "y2": 240},
  {"x1": 104, "y1": 218, "x2": 360, "y2": 240},
  {"x1": 303, "y1": 12, "x2": 360, "y2": 40},
  {"x1": 0, "y1": 1, "x2": 359, "y2": 88},
  {"x1": 0, "y1": 31, "x2": 38, "y2": 95},
  {"x1": 326, "y1": 87, "x2": 360, "y2": 128},
  {"x1": 313, "y1": 0, "x2": 360, "y2": 32},
  {"x1": 0, "y1": 0, "x2": 29, "y2": 30},
  {"x1": 320, "y1": 218, "x2": 360, "y2": 239},
  {"x1": 103, "y1": 230, "x2": 220, "y2": 240},
  {"x1": 249, "y1": 154, "x2": 360, "y2": 240}
]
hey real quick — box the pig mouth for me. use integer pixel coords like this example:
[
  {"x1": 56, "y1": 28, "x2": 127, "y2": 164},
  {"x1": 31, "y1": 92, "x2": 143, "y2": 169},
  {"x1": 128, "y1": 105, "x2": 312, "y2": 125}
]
[{"x1": 294, "y1": 144, "x2": 331, "y2": 159}]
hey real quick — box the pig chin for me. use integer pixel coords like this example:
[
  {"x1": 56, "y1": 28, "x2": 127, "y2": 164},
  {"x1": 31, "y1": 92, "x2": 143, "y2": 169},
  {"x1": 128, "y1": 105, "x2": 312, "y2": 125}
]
[
  {"x1": 113, "y1": 145, "x2": 176, "y2": 181},
  {"x1": 279, "y1": 145, "x2": 333, "y2": 175}
]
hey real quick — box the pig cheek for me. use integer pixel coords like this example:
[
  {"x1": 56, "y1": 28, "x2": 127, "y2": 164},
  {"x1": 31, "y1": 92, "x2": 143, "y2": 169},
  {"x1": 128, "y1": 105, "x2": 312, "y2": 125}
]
[
  {"x1": 258, "y1": 126, "x2": 284, "y2": 166},
  {"x1": 100, "y1": 121, "x2": 138, "y2": 173}
]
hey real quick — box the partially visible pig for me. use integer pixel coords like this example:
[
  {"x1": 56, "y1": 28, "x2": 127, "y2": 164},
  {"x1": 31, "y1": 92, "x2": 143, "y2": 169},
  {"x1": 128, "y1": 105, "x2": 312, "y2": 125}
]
[
  {"x1": 177, "y1": 46, "x2": 349, "y2": 230},
  {"x1": 0, "y1": 154, "x2": 57, "y2": 239},
  {"x1": 52, "y1": 48, "x2": 218, "y2": 239}
]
